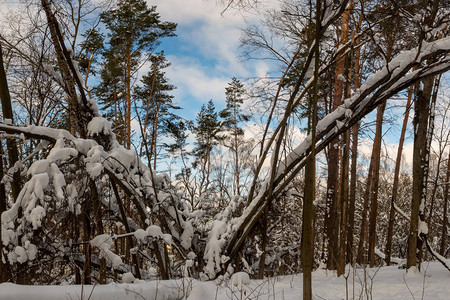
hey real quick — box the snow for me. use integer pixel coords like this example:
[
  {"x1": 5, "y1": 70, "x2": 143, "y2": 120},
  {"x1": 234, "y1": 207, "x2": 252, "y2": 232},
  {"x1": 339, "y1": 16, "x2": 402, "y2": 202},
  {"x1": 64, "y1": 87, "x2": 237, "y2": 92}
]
[
  {"x1": 47, "y1": 139, "x2": 78, "y2": 163},
  {"x1": 230, "y1": 272, "x2": 250, "y2": 291},
  {"x1": 14, "y1": 246, "x2": 27, "y2": 264},
  {"x1": 374, "y1": 247, "x2": 405, "y2": 265},
  {"x1": 1, "y1": 262, "x2": 449, "y2": 299},
  {"x1": 86, "y1": 162, "x2": 104, "y2": 179},
  {"x1": 146, "y1": 225, "x2": 163, "y2": 238},
  {"x1": 27, "y1": 160, "x2": 49, "y2": 176},
  {"x1": 180, "y1": 220, "x2": 194, "y2": 249},
  {"x1": 28, "y1": 206, "x2": 46, "y2": 230},
  {"x1": 204, "y1": 220, "x2": 228, "y2": 278},
  {"x1": 133, "y1": 229, "x2": 148, "y2": 241},
  {"x1": 87, "y1": 116, "x2": 112, "y2": 136},
  {"x1": 418, "y1": 220, "x2": 429, "y2": 235},
  {"x1": 25, "y1": 241, "x2": 37, "y2": 261},
  {"x1": 90, "y1": 234, "x2": 123, "y2": 268},
  {"x1": 121, "y1": 272, "x2": 136, "y2": 283}
]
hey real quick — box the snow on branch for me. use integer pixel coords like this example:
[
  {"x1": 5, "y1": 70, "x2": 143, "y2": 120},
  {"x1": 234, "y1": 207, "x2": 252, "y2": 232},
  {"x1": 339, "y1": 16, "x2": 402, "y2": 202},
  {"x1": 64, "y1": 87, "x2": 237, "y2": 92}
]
[
  {"x1": 424, "y1": 235, "x2": 450, "y2": 272},
  {"x1": 0, "y1": 116, "x2": 192, "y2": 266},
  {"x1": 202, "y1": 36, "x2": 450, "y2": 278}
]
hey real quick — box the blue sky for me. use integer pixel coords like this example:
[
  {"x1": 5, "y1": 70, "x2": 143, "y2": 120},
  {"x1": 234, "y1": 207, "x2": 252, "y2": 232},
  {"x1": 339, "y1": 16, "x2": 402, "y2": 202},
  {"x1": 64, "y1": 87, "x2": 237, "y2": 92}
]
[
  {"x1": 1, "y1": 0, "x2": 448, "y2": 169},
  {"x1": 150, "y1": 0, "x2": 269, "y2": 119}
]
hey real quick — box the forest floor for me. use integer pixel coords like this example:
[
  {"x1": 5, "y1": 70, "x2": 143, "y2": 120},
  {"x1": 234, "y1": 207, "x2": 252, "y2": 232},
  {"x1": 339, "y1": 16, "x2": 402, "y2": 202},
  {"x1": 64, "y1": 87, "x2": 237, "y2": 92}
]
[{"x1": 0, "y1": 261, "x2": 449, "y2": 299}]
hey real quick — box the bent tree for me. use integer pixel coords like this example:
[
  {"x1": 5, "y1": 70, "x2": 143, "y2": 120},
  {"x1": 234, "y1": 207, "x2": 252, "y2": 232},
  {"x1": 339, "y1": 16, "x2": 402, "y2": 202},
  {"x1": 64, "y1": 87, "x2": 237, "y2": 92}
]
[
  {"x1": 204, "y1": 0, "x2": 450, "y2": 279},
  {"x1": 0, "y1": 0, "x2": 450, "y2": 289}
]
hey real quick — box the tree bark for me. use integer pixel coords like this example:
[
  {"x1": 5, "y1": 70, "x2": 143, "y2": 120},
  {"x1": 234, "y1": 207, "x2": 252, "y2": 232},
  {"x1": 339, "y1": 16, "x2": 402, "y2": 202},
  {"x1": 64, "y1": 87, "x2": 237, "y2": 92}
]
[
  {"x1": 337, "y1": 130, "x2": 350, "y2": 276},
  {"x1": 0, "y1": 41, "x2": 22, "y2": 283},
  {"x1": 0, "y1": 140, "x2": 11, "y2": 282},
  {"x1": 407, "y1": 76, "x2": 433, "y2": 270},
  {"x1": 440, "y1": 151, "x2": 450, "y2": 256},
  {"x1": 346, "y1": 5, "x2": 363, "y2": 263},
  {"x1": 90, "y1": 180, "x2": 106, "y2": 284},
  {"x1": 385, "y1": 85, "x2": 413, "y2": 265},
  {"x1": 302, "y1": 0, "x2": 320, "y2": 297},
  {"x1": 347, "y1": 122, "x2": 359, "y2": 264},
  {"x1": 0, "y1": 43, "x2": 21, "y2": 201},
  {"x1": 368, "y1": 101, "x2": 386, "y2": 267},
  {"x1": 357, "y1": 155, "x2": 374, "y2": 265},
  {"x1": 325, "y1": 2, "x2": 354, "y2": 270},
  {"x1": 110, "y1": 181, "x2": 142, "y2": 279}
]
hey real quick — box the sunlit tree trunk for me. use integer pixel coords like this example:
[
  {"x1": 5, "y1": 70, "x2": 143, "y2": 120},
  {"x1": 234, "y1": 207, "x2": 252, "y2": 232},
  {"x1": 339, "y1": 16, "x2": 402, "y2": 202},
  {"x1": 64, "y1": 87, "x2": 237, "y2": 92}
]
[
  {"x1": 367, "y1": 101, "x2": 386, "y2": 267},
  {"x1": 357, "y1": 158, "x2": 373, "y2": 265},
  {"x1": 385, "y1": 85, "x2": 413, "y2": 265},
  {"x1": 125, "y1": 36, "x2": 132, "y2": 150},
  {"x1": 407, "y1": 76, "x2": 434, "y2": 271},
  {"x1": 302, "y1": 0, "x2": 320, "y2": 297},
  {"x1": 325, "y1": 1, "x2": 353, "y2": 270},
  {"x1": 346, "y1": 5, "x2": 363, "y2": 262},
  {"x1": 347, "y1": 122, "x2": 359, "y2": 264}
]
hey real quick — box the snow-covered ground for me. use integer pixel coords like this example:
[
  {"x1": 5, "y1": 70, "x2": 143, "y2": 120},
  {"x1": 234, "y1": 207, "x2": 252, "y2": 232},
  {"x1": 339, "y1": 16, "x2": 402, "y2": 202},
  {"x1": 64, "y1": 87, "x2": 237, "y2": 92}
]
[{"x1": 1, "y1": 262, "x2": 449, "y2": 299}]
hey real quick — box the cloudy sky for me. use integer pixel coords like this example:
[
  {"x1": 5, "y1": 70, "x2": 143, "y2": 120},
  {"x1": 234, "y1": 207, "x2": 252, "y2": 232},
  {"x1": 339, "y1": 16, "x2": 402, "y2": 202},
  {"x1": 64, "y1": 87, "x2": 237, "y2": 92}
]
[
  {"x1": 2, "y1": 0, "x2": 448, "y2": 169},
  {"x1": 150, "y1": 0, "x2": 269, "y2": 117},
  {"x1": 0, "y1": 0, "x2": 270, "y2": 118}
]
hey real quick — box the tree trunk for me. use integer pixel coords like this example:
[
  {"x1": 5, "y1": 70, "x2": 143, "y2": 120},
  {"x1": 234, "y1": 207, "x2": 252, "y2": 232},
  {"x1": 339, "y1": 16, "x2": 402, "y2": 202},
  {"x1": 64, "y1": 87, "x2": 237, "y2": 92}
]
[
  {"x1": 347, "y1": 122, "x2": 359, "y2": 265},
  {"x1": 368, "y1": 101, "x2": 387, "y2": 267},
  {"x1": 337, "y1": 130, "x2": 350, "y2": 276},
  {"x1": 0, "y1": 43, "x2": 21, "y2": 201},
  {"x1": 257, "y1": 206, "x2": 268, "y2": 279},
  {"x1": 440, "y1": 151, "x2": 450, "y2": 256},
  {"x1": 325, "y1": 1, "x2": 354, "y2": 270},
  {"x1": 0, "y1": 140, "x2": 11, "y2": 283},
  {"x1": 110, "y1": 181, "x2": 142, "y2": 279},
  {"x1": 125, "y1": 38, "x2": 132, "y2": 150},
  {"x1": 302, "y1": 0, "x2": 320, "y2": 297},
  {"x1": 385, "y1": 85, "x2": 413, "y2": 265},
  {"x1": 0, "y1": 42, "x2": 22, "y2": 283},
  {"x1": 346, "y1": 5, "x2": 363, "y2": 263},
  {"x1": 357, "y1": 152, "x2": 374, "y2": 265},
  {"x1": 90, "y1": 180, "x2": 106, "y2": 284},
  {"x1": 407, "y1": 77, "x2": 433, "y2": 271}
]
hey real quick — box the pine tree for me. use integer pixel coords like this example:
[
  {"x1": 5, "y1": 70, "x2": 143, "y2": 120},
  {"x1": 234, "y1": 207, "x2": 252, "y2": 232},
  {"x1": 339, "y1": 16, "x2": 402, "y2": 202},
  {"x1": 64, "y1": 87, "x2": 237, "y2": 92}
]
[
  {"x1": 219, "y1": 77, "x2": 249, "y2": 196},
  {"x1": 134, "y1": 52, "x2": 180, "y2": 168},
  {"x1": 193, "y1": 100, "x2": 222, "y2": 196},
  {"x1": 99, "y1": 0, "x2": 176, "y2": 149}
]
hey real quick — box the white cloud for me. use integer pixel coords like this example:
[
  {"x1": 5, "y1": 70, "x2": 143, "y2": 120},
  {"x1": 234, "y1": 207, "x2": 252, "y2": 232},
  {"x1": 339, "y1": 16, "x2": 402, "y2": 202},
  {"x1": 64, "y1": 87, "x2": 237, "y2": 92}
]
[
  {"x1": 166, "y1": 55, "x2": 230, "y2": 105},
  {"x1": 152, "y1": 0, "x2": 249, "y2": 70},
  {"x1": 150, "y1": 0, "x2": 266, "y2": 101}
]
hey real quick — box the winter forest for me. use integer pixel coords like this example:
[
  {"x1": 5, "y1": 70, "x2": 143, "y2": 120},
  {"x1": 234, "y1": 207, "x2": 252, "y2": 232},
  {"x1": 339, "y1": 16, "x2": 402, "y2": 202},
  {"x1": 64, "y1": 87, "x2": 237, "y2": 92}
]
[{"x1": 0, "y1": 0, "x2": 449, "y2": 299}]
